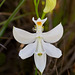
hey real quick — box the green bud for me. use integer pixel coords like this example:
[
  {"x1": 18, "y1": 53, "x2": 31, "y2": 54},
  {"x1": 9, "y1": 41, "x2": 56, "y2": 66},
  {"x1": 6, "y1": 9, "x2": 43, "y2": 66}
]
[{"x1": 43, "y1": 0, "x2": 56, "y2": 13}]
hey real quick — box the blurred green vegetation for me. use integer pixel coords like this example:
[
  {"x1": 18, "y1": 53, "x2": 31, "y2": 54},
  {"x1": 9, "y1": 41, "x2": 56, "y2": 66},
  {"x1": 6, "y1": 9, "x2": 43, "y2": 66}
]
[
  {"x1": 0, "y1": 0, "x2": 75, "y2": 75},
  {"x1": 0, "y1": 53, "x2": 6, "y2": 66}
]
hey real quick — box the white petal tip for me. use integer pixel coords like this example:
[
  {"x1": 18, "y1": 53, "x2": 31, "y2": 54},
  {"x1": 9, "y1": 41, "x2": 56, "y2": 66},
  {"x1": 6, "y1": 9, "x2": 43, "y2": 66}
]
[
  {"x1": 44, "y1": 17, "x2": 47, "y2": 21},
  {"x1": 37, "y1": 68, "x2": 44, "y2": 74},
  {"x1": 55, "y1": 50, "x2": 62, "y2": 58},
  {"x1": 13, "y1": 26, "x2": 16, "y2": 29},
  {"x1": 19, "y1": 50, "x2": 25, "y2": 60},
  {"x1": 32, "y1": 17, "x2": 34, "y2": 21},
  {"x1": 39, "y1": 71, "x2": 43, "y2": 74},
  {"x1": 58, "y1": 23, "x2": 63, "y2": 30},
  {"x1": 13, "y1": 26, "x2": 18, "y2": 33},
  {"x1": 13, "y1": 26, "x2": 15, "y2": 30},
  {"x1": 13, "y1": 26, "x2": 14, "y2": 29}
]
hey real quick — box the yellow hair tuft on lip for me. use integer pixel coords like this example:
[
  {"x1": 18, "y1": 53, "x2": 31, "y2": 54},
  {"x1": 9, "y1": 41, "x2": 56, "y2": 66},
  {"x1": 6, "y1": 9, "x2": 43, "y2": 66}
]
[
  {"x1": 37, "y1": 22, "x2": 42, "y2": 26},
  {"x1": 38, "y1": 53, "x2": 42, "y2": 56}
]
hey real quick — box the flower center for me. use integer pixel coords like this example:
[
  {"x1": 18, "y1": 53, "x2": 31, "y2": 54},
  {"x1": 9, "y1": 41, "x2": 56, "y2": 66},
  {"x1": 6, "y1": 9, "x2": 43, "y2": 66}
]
[
  {"x1": 37, "y1": 22, "x2": 42, "y2": 26},
  {"x1": 38, "y1": 53, "x2": 42, "y2": 56}
]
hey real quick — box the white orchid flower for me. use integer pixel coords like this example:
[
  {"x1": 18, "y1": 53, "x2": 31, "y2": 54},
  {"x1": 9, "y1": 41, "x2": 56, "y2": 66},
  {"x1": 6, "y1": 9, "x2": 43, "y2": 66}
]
[{"x1": 13, "y1": 17, "x2": 63, "y2": 73}]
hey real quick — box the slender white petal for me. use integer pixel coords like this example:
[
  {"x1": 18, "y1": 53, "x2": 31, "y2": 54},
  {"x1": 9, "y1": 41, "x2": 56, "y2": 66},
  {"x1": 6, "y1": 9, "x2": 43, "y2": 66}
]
[
  {"x1": 42, "y1": 23, "x2": 63, "y2": 43},
  {"x1": 34, "y1": 54, "x2": 46, "y2": 73},
  {"x1": 42, "y1": 40, "x2": 62, "y2": 58},
  {"x1": 19, "y1": 41, "x2": 37, "y2": 59},
  {"x1": 41, "y1": 18, "x2": 47, "y2": 25},
  {"x1": 32, "y1": 17, "x2": 47, "y2": 25},
  {"x1": 13, "y1": 27, "x2": 36, "y2": 44},
  {"x1": 35, "y1": 38, "x2": 44, "y2": 53}
]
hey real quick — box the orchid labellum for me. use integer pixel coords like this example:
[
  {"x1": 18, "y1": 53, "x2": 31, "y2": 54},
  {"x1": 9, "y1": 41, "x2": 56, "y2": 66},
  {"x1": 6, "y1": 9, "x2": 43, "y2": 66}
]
[{"x1": 13, "y1": 17, "x2": 63, "y2": 73}]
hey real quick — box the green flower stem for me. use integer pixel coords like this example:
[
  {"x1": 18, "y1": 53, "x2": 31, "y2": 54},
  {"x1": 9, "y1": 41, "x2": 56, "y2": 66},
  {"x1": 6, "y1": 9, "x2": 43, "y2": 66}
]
[
  {"x1": 41, "y1": 12, "x2": 46, "y2": 19},
  {"x1": 34, "y1": 0, "x2": 40, "y2": 18},
  {"x1": 0, "y1": 0, "x2": 6, "y2": 7},
  {"x1": 34, "y1": 0, "x2": 36, "y2": 5},
  {"x1": 35, "y1": 67, "x2": 38, "y2": 75},
  {"x1": 37, "y1": 0, "x2": 40, "y2": 5},
  {"x1": 0, "y1": 0, "x2": 25, "y2": 37}
]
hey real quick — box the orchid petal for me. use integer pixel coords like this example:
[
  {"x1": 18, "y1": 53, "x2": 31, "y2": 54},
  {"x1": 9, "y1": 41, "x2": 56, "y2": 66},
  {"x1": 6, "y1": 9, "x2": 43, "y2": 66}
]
[
  {"x1": 19, "y1": 41, "x2": 37, "y2": 59},
  {"x1": 13, "y1": 27, "x2": 36, "y2": 44},
  {"x1": 42, "y1": 40, "x2": 62, "y2": 58},
  {"x1": 34, "y1": 54, "x2": 46, "y2": 73},
  {"x1": 42, "y1": 23, "x2": 63, "y2": 43}
]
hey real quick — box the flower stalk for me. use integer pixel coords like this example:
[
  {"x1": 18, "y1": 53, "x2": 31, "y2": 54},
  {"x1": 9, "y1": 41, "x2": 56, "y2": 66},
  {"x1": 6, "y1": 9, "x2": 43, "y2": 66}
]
[
  {"x1": 41, "y1": 12, "x2": 46, "y2": 19},
  {"x1": 0, "y1": 0, "x2": 25, "y2": 37},
  {"x1": 0, "y1": 0, "x2": 6, "y2": 7},
  {"x1": 34, "y1": 0, "x2": 40, "y2": 18},
  {"x1": 35, "y1": 67, "x2": 38, "y2": 75}
]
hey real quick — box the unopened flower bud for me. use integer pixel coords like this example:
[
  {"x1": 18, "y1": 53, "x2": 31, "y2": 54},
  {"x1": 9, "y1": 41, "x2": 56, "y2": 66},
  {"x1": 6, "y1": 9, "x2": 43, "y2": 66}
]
[{"x1": 43, "y1": 0, "x2": 56, "y2": 13}]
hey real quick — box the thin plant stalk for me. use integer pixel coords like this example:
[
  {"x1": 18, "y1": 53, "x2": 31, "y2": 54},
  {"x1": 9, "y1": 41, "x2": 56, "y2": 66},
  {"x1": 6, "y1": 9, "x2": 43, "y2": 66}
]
[
  {"x1": 0, "y1": 12, "x2": 35, "y2": 26},
  {"x1": 35, "y1": 67, "x2": 38, "y2": 75},
  {"x1": 41, "y1": 12, "x2": 46, "y2": 19},
  {"x1": 0, "y1": 0, "x2": 6, "y2": 7},
  {"x1": 34, "y1": 0, "x2": 40, "y2": 18},
  {"x1": 0, "y1": 0, "x2": 25, "y2": 37}
]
